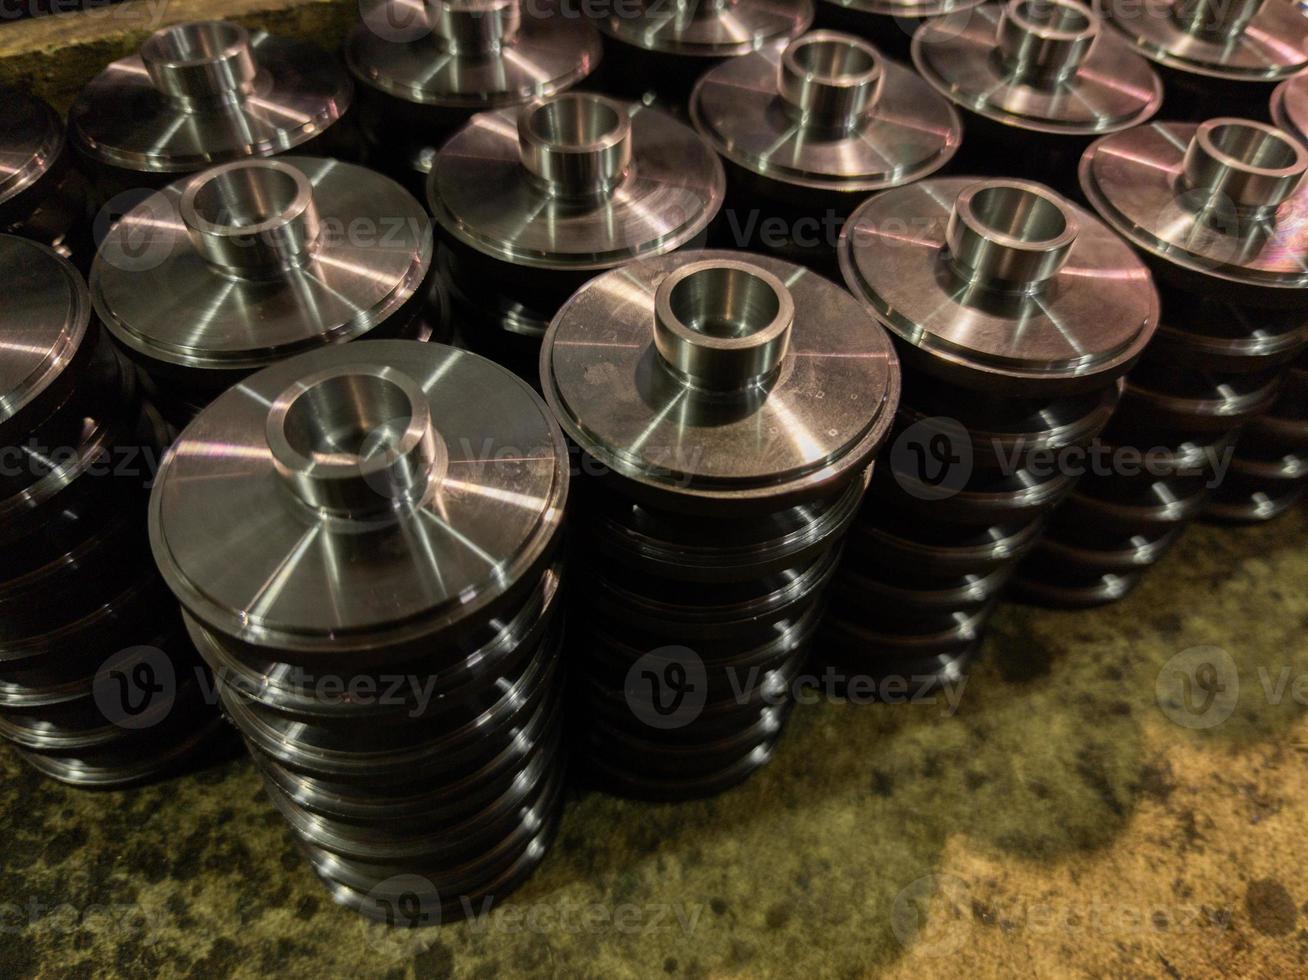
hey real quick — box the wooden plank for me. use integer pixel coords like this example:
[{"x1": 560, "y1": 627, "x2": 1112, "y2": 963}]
[{"x1": 0, "y1": 0, "x2": 355, "y2": 109}]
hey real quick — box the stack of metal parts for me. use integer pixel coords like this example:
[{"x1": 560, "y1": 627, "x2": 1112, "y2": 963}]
[
  {"x1": 832, "y1": 178, "x2": 1158, "y2": 678},
  {"x1": 69, "y1": 20, "x2": 355, "y2": 201},
  {"x1": 1096, "y1": 0, "x2": 1308, "y2": 119},
  {"x1": 1017, "y1": 117, "x2": 1308, "y2": 603},
  {"x1": 913, "y1": 0, "x2": 1162, "y2": 191},
  {"x1": 148, "y1": 340, "x2": 570, "y2": 923},
  {"x1": 346, "y1": 0, "x2": 602, "y2": 195},
  {"x1": 693, "y1": 30, "x2": 960, "y2": 273},
  {"x1": 91, "y1": 157, "x2": 443, "y2": 428},
  {"x1": 816, "y1": 0, "x2": 986, "y2": 59},
  {"x1": 593, "y1": 0, "x2": 813, "y2": 105},
  {"x1": 540, "y1": 250, "x2": 900, "y2": 800},
  {"x1": 0, "y1": 235, "x2": 223, "y2": 788},
  {"x1": 428, "y1": 91, "x2": 725, "y2": 378},
  {"x1": 0, "y1": 88, "x2": 91, "y2": 267}
]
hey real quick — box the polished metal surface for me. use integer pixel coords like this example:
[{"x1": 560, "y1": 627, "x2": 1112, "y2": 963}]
[
  {"x1": 150, "y1": 339, "x2": 569, "y2": 921},
  {"x1": 541, "y1": 249, "x2": 898, "y2": 798},
  {"x1": 599, "y1": 0, "x2": 813, "y2": 57},
  {"x1": 1097, "y1": 0, "x2": 1308, "y2": 84},
  {"x1": 0, "y1": 235, "x2": 224, "y2": 787},
  {"x1": 69, "y1": 21, "x2": 353, "y2": 193},
  {"x1": 837, "y1": 177, "x2": 1156, "y2": 673},
  {"x1": 1080, "y1": 118, "x2": 1308, "y2": 298},
  {"x1": 0, "y1": 87, "x2": 90, "y2": 264},
  {"x1": 692, "y1": 31, "x2": 961, "y2": 198},
  {"x1": 346, "y1": 0, "x2": 601, "y2": 182},
  {"x1": 914, "y1": 1, "x2": 1162, "y2": 136},
  {"x1": 92, "y1": 156, "x2": 440, "y2": 423},
  {"x1": 842, "y1": 177, "x2": 1158, "y2": 393},
  {"x1": 429, "y1": 92, "x2": 725, "y2": 370},
  {"x1": 1271, "y1": 69, "x2": 1308, "y2": 147}
]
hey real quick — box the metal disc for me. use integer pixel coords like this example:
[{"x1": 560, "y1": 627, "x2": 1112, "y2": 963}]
[
  {"x1": 1099, "y1": 0, "x2": 1308, "y2": 82},
  {"x1": 1271, "y1": 70, "x2": 1308, "y2": 145},
  {"x1": 92, "y1": 158, "x2": 433, "y2": 375},
  {"x1": 1079, "y1": 120, "x2": 1308, "y2": 292},
  {"x1": 692, "y1": 42, "x2": 960, "y2": 194},
  {"x1": 69, "y1": 26, "x2": 352, "y2": 175},
  {"x1": 541, "y1": 249, "x2": 899, "y2": 511},
  {"x1": 429, "y1": 101, "x2": 724, "y2": 270},
  {"x1": 149, "y1": 341, "x2": 568, "y2": 658},
  {"x1": 841, "y1": 176, "x2": 1159, "y2": 392},
  {"x1": 599, "y1": 0, "x2": 813, "y2": 56},
  {"x1": 0, "y1": 88, "x2": 63, "y2": 211},
  {"x1": 913, "y1": 4, "x2": 1163, "y2": 135}
]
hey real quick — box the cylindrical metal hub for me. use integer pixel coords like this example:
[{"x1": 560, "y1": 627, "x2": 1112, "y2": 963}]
[{"x1": 149, "y1": 340, "x2": 570, "y2": 922}]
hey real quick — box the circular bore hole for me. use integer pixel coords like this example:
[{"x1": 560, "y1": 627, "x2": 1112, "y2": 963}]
[
  {"x1": 144, "y1": 22, "x2": 244, "y2": 64},
  {"x1": 526, "y1": 96, "x2": 622, "y2": 149},
  {"x1": 668, "y1": 266, "x2": 783, "y2": 340},
  {"x1": 1206, "y1": 122, "x2": 1301, "y2": 171},
  {"x1": 790, "y1": 36, "x2": 878, "y2": 82},
  {"x1": 969, "y1": 185, "x2": 1069, "y2": 244},
  {"x1": 1014, "y1": 0, "x2": 1092, "y2": 33},
  {"x1": 189, "y1": 165, "x2": 301, "y2": 231},
  {"x1": 282, "y1": 374, "x2": 414, "y2": 466}
]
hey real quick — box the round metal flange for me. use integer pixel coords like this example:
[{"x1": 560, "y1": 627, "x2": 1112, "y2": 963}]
[
  {"x1": 151, "y1": 341, "x2": 568, "y2": 662},
  {"x1": 92, "y1": 158, "x2": 436, "y2": 408},
  {"x1": 599, "y1": 0, "x2": 813, "y2": 58},
  {"x1": 1149, "y1": 290, "x2": 1308, "y2": 373},
  {"x1": 429, "y1": 93, "x2": 725, "y2": 271},
  {"x1": 69, "y1": 21, "x2": 352, "y2": 183},
  {"x1": 1271, "y1": 69, "x2": 1308, "y2": 145},
  {"x1": 914, "y1": 0, "x2": 1162, "y2": 136},
  {"x1": 1097, "y1": 0, "x2": 1308, "y2": 84},
  {"x1": 691, "y1": 31, "x2": 961, "y2": 200},
  {"x1": 1121, "y1": 362, "x2": 1283, "y2": 431},
  {"x1": 1079, "y1": 117, "x2": 1308, "y2": 300},
  {"x1": 0, "y1": 87, "x2": 89, "y2": 263},
  {"x1": 841, "y1": 176, "x2": 1160, "y2": 395},
  {"x1": 541, "y1": 249, "x2": 899, "y2": 514}
]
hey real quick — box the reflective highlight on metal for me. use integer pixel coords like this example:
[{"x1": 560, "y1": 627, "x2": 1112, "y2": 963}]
[
  {"x1": 0, "y1": 235, "x2": 225, "y2": 787},
  {"x1": 1271, "y1": 69, "x2": 1308, "y2": 147},
  {"x1": 148, "y1": 340, "x2": 569, "y2": 922},
  {"x1": 816, "y1": 0, "x2": 988, "y2": 61},
  {"x1": 541, "y1": 249, "x2": 899, "y2": 798},
  {"x1": 91, "y1": 157, "x2": 443, "y2": 427},
  {"x1": 1018, "y1": 117, "x2": 1308, "y2": 602},
  {"x1": 838, "y1": 177, "x2": 1157, "y2": 676},
  {"x1": 692, "y1": 31, "x2": 960, "y2": 268},
  {"x1": 0, "y1": 87, "x2": 91, "y2": 267},
  {"x1": 1079, "y1": 118, "x2": 1308, "y2": 301},
  {"x1": 346, "y1": 0, "x2": 601, "y2": 190},
  {"x1": 429, "y1": 93, "x2": 725, "y2": 377},
  {"x1": 913, "y1": 1, "x2": 1161, "y2": 188},
  {"x1": 596, "y1": 0, "x2": 813, "y2": 102},
  {"x1": 1097, "y1": 0, "x2": 1308, "y2": 116},
  {"x1": 69, "y1": 21, "x2": 354, "y2": 198}
]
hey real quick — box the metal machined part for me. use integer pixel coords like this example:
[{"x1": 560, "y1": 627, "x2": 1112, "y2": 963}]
[
  {"x1": 346, "y1": 0, "x2": 601, "y2": 187},
  {"x1": 69, "y1": 21, "x2": 354, "y2": 198},
  {"x1": 595, "y1": 0, "x2": 813, "y2": 101},
  {"x1": 541, "y1": 248, "x2": 898, "y2": 798},
  {"x1": 149, "y1": 339, "x2": 569, "y2": 921},
  {"x1": 429, "y1": 92, "x2": 725, "y2": 372},
  {"x1": 1097, "y1": 0, "x2": 1308, "y2": 87},
  {"x1": 91, "y1": 157, "x2": 442, "y2": 426},
  {"x1": 837, "y1": 176, "x2": 1157, "y2": 671},
  {"x1": 816, "y1": 0, "x2": 988, "y2": 61},
  {"x1": 692, "y1": 31, "x2": 960, "y2": 207},
  {"x1": 0, "y1": 235, "x2": 224, "y2": 788},
  {"x1": 912, "y1": 0, "x2": 1160, "y2": 188},
  {"x1": 0, "y1": 88, "x2": 90, "y2": 266},
  {"x1": 1271, "y1": 70, "x2": 1308, "y2": 146},
  {"x1": 1080, "y1": 118, "x2": 1308, "y2": 302}
]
